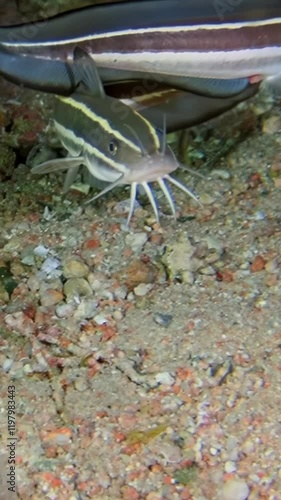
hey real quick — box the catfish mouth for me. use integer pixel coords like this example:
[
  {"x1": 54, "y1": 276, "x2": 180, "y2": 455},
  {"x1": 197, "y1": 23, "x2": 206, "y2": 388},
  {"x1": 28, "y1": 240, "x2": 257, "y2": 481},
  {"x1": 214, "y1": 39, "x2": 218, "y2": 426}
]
[{"x1": 122, "y1": 148, "x2": 178, "y2": 184}]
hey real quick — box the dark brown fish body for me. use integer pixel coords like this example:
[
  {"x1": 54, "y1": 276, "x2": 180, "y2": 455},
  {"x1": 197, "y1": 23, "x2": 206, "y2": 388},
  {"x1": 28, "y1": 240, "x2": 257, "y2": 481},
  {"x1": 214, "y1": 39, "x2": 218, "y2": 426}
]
[{"x1": 1, "y1": 1, "x2": 279, "y2": 130}]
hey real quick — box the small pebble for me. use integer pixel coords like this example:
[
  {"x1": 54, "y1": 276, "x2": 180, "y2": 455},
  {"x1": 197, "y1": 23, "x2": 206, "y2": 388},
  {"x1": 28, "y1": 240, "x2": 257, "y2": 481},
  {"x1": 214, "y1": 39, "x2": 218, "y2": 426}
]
[
  {"x1": 63, "y1": 258, "x2": 89, "y2": 279},
  {"x1": 40, "y1": 289, "x2": 64, "y2": 307},
  {"x1": 125, "y1": 232, "x2": 148, "y2": 252},
  {"x1": 211, "y1": 168, "x2": 231, "y2": 180},
  {"x1": 222, "y1": 478, "x2": 249, "y2": 500},
  {"x1": 55, "y1": 303, "x2": 75, "y2": 318},
  {"x1": 114, "y1": 286, "x2": 128, "y2": 300},
  {"x1": 265, "y1": 259, "x2": 278, "y2": 273},
  {"x1": 94, "y1": 313, "x2": 108, "y2": 325},
  {"x1": 0, "y1": 286, "x2": 11, "y2": 303},
  {"x1": 269, "y1": 158, "x2": 281, "y2": 178},
  {"x1": 27, "y1": 275, "x2": 41, "y2": 293},
  {"x1": 134, "y1": 283, "x2": 153, "y2": 296},
  {"x1": 41, "y1": 257, "x2": 61, "y2": 276},
  {"x1": 162, "y1": 237, "x2": 202, "y2": 282},
  {"x1": 262, "y1": 114, "x2": 281, "y2": 134},
  {"x1": 69, "y1": 182, "x2": 90, "y2": 195},
  {"x1": 199, "y1": 265, "x2": 216, "y2": 275},
  {"x1": 87, "y1": 275, "x2": 102, "y2": 291},
  {"x1": 224, "y1": 461, "x2": 237, "y2": 473},
  {"x1": 23, "y1": 364, "x2": 33, "y2": 375},
  {"x1": 21, "y1": 254, "x2": 35, "y2": 266},
  {"x1": 153, "y1": 313, "x2": 173, "y2": 327},
  {"x1": 102, "y1": 290, "x2": 114, "y2": 301},
  {"x1": 156, "y1": 443, "x2": 182, "y2": 464},
  {"x1": 43, "y1": 428, "x2": 72, "y2": 446},
  {"x1": 33, "y1": 245, "x2": 49, "y2": 257},
  {"x1": 64, "y1": 278, "x2": 93, "y2": 300},
  {"x1": 42, "y1": 206, "x2": 53, "y2": 221},
  {"x1": 114, "y1": 197, "x2": 140, "y2": 215},
  {"x1": 124, "y1": 259, "x2": 158, "y2": 289},
  {"x1": 5, "y1": 312, "x2": 36, "y2": 336},
  {"x1": 200, "y1": 192, "x2": 216, "y2": 205},
  {"x1": 3, "y1": 236, "x2": 22, "y2": 252},
  {"x1": 155, "y1": 372, "x2": 175, "y2": 386},
  {"x1": 210, "y1": 447, "x2": 219, "y2": 456},
  {"x1": 274, "y1": 177, "x2": 281, "y2": 188},
  {"x1": 204, "y1": 236, "x2": 224, "y2": 255},
  {"x1": 181, "y1": 270, "x2": 195, "y2": 284},
  {"x1": 204, "y1": 250, "x2": 222, "y2": 265},
  {"x1": 226, "y1": 436, "x2": 239, "y2": 461},
  {"x1": 112, "y1": 310, "x2": 124, "y2": 321},
  {"x1": 73, "y1": 298, "x2": 98, "y2": 320},
  {"x1": 2, "y1": 358, "x2": 14, "y2": 373},
  {"x1": 74, "y1": 377, "x2": 89, "y2": 392},
  {"x1": 161, "y1": 395, "x2": 183, "y2": 411},
  {"x1": 253, "y1": 210, "x2": 266, "y2": 221},
  {"x1": 241, "y1": 439, "x2": 255, "y2": 455},
  {"x1": 39, "y1": 278, "x2": 63, "y2": 294},
  {"x1": 250, "y1": 255, "x2": 266, "y2": 272}
]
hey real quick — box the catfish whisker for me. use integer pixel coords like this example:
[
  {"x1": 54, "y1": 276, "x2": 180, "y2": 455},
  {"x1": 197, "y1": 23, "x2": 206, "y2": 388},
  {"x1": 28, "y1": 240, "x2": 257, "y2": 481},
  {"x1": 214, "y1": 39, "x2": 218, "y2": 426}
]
[
  {"x1": 125, "y1": 172, "x2": 201, "y2": 225},
  {"x1": 178, "y1": 162, "x2": 206, "y2": 180},
  {"x1": 81, "y1": 161, "x2": 202, "y2": 224},
  {"x1": 141, "y1": 182, "x2": 160, "y2": 223},
  {"x1": 128, "y1": 182, "x2": 138, "y2": 225},
  {"x1": 84, "y1": 173, "x2": 124, "y2": 205},
  {"x1": 164, "y1": 174, "x2": 203, "y2": 207},
  {"x1": 157, "y1": 177, "x2": 176, "y2": 218}
]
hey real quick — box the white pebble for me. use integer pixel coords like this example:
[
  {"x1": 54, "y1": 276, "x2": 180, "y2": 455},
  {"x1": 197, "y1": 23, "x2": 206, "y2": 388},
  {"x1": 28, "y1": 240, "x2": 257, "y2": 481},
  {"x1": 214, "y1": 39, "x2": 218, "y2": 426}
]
[
  {"x1": 2, "y1": 358, "x2": 14, "y2": 373},
  {"x1": 87, "y1": 275, "x2": 102, "y2": 291},
  {"x1": 41, "y1": 257, "x2": 61, "y2": 274},
  {"x1": 155, "y1": 372, "x2": 175, "y2": 386},
  {"x1": 254, "y1": 210, "x2": 266, "y2": 221},
  {"x1": 210, "y1": 447, "x2": 219, "y2": 456},
  {"x1": 133, "y1": 283, "x2": 153, "y2": 296},
  {"x1": 102, "y1": 290, "x2": 114, "y2": 301},
  {"x1": 222, "y1": 478, "x2": 250, "y2": 500},
  {"x1": 33, "y1": 245, "x2": 49, "y2": 257},
  {"x1": 114, "y1": 286, "x2": 128, "y2": 300},
  {"x1": 74, "y1": 299, "x2": 98, "y2": 320},
  {"x1": 242, "y1": 439, "x2": 255, "y2": 455},
  {"x1": 125, "y1": 232, "x2": 148, "y2": 252},
  {"x1": 211, "y1": 168, "x2": 231, "y2": 180},
  {"x1": 94, "y1": 313, "x2": 108, "y2": 325},
  {"x1": 55, "y1": 303, "x2": 75, "y2": 318},
  {"x1": 112, "y1": 310, "x2": 124, "y2": 321},
  {"x1": 224, "y1": 461, "x2": 237, "y2": 473}
]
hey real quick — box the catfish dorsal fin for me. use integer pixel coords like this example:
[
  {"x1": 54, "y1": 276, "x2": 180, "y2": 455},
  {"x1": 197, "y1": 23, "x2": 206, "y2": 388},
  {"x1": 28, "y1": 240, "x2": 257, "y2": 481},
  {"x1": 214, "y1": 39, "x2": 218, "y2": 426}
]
[{"x1": 73, "y1": 46, "x2": 105, "y2": 98}]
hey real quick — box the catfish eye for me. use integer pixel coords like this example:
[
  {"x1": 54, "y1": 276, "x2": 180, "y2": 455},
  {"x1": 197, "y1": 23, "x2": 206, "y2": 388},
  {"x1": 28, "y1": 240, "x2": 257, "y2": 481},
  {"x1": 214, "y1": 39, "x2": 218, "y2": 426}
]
[{"x1": 108, "y1": 139, "x2": 118, "y2": 155}]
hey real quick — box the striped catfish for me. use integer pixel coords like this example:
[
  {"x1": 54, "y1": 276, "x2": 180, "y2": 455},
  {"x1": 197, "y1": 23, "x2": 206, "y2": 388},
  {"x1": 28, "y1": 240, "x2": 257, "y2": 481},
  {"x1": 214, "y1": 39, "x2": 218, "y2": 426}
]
[
  {"x1": 32, "y1": 48, "x2": 200, "y2": 224},
  {"x1": 0, "y1": 0, "x2": 280, "y2": 89},
  {"x1": 0, "y1": 0, "x2": 280, "y2": 97}
]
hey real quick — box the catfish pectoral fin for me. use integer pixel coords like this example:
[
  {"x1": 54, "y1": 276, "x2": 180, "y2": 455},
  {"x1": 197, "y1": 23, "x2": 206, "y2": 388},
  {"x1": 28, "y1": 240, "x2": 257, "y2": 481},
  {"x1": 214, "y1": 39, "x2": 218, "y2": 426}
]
[
  {"x1": 62, "y1": 165, "x2": 81, "y2": 193},
  {"x1": 31, "y1": 157, "x2": 84, "y2": 175}
]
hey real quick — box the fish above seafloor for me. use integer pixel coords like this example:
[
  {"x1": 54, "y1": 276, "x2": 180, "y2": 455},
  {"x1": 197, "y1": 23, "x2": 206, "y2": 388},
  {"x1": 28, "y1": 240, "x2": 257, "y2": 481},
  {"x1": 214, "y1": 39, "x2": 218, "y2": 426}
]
[
  {"x1": 0, "y1": 0, "x2": 280, "y2": 91},
  {"x1": 112, "y1": 82, "x2": 260, "y2": 133},
  {"x1": 32, "y1": 48, "x2": 201, "y2": 224},
  {"x1": 0, "y1": 0, "x2": 279, "y2": 132}
]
